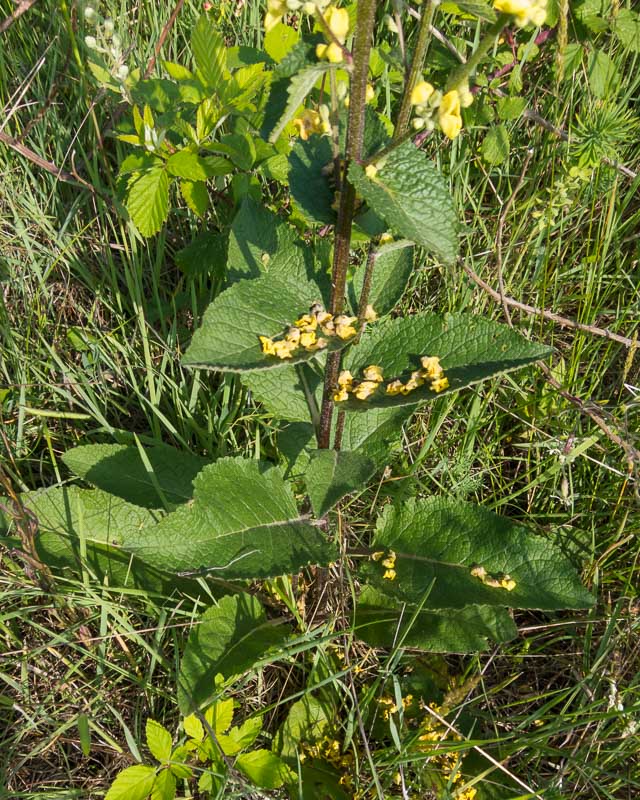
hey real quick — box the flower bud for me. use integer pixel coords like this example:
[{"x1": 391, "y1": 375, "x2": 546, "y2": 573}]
[
  {"x1": 84, "y1": 35, "x2": 97, "y2": 49},
  {"x1": 117, "y1": 64, "x2": 129, "y2": 80},
  {"x1": 103, "y1": 18, "x2": 115, "y2": 38},
  {"x1": 84, "y1": 6, "x2": 97, "y2": 23}
]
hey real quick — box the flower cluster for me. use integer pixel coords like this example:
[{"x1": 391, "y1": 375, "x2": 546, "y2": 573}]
[
  {"x1": 293, "y1": 107, "x2": 331, "y2": 140},
  {"x1": 470, "y1": 565, "x2": 517, "y2": 591},
  {"x1": 410, "y1": 81, "x2": 473, "y2": 140},
  {"x1": 385, "y1": 355, "x2": 449, "y2": 396},
  {"x1": 334, "y1": 356, "x2": 449, "y2": 403},
  {"x1": 371, "y1": 549, "x2": 397, "y2": 581},
  {"x1": 494, "y1": 0, "x2": 547, "y2": 27},
  {"x1": 316, "y1": 6, "x2": 350, "y2": 63},
  {"x1": 418, "y1": 703, "x2": 477, "y2": 799},
  {"x1": 259, "y1": 303, "x2": 360, "y2": 360},
  {"x1": 378, "y1": 692, "x2": 414, "y2": 720},
  {"x1": 84, "y1": 7, "x2": 130, "y2": 83},
  {"x1": 264, "y1": 0, "x2": 332, "y2": 31}
]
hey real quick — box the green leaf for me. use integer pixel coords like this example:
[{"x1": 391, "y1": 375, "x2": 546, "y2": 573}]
[
  {"x1": 348, "y1": 142, "x2": 458, "y2": 263},
  {"x1": 440, "y1": 0, "x2": 497, "y2": 21},
  {"x1": 235, "y1": 749, "x2": 294, "y2": 789},
  {"x1": 342, "y1": 312, "x2": 552, "y2": 410},
  {"x1": 151, "y1": 769, "x2": 176, "y2": 800},
  {"x1": 264, "y1": 22, "x2": 300, "y2": 63},
  {"x1": 163, "y1": 60, "x2": 194, "y2": 81},
  {"x1": 182, "y1": 272, "x2": 341, "y2": 372},
  {"x1": 167, "y1": 150, "x2": 220, "y2": 181},
  {"x1": 175, "y1": 231, "x2": 227, "y2": 279},
  {"x1": 289, "y1": 136, "x2": 336, "y2": 225},
  {"x1": 218, "y1": 132, "x2": 256, "y2": 171},
  {"x1": 355, "y1": 586, "x2": 518, "y2": 652},
  {"x1": 183, "y1": 714, "x2": 204, "y2": 741},
  {"x1": 105, "y1": 765, "x2": 157, "y2": 800},
  {"x1": 242, "y1": 363, "x2": 321, "y2": 423},
  {"x1": 305, "y1": 450, "x2": 375, "y2": 517},
  {"x1": 206, "y1": 697, "x2": 235, "y2": 735},
  {"x1": 496, "y1": 96, "x2": 527, "y2": 121},
  {"x1": 192, "y1": 15, "x2": 226, "y2": 89},
  {"x1": 122, "y1": 457, "x2": 336, "y2": 577},
  {"x1": 587, "y1": 49, "x2": 619, "y2": 98},
  {"x1": 350, "y1": 241, "x2": 414, "y2": 316},
  {"x1": 62, "y1": 443, "x2": 209, "y2": 508},
  {"x1": 362, "y1": 497, "x2": 595, "y2": 611},
  {"x1": 268, "y1": 63, "x2": 333, "y2": 143},
  {"x1": 119, "y1": 153, "x2": 162, "y2": 176},
  {"x1": 613, "y1": 9, "x2": 640, "y2": 52},
  {"x1": 180, "y1": 180, "x2": 208, "y2": 218},
  {"x1": 481, "y1": 125, "x2": 510, "y2": 165},
  {"x1": 146, "y1": 720, "x2": 173, "y2": 763},
  {"x1": 178, "y1": 593, "x2": 289, "y2": 713},
  {"x1": 127, "y1": 168, "x2": 170, "y2": 237},
  {"x1": 219, "y1": 716, "x2": 263, "y2": 756}
]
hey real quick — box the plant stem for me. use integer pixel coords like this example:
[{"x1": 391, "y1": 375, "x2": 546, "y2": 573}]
[
  {"x1": 446, "y1": 13, "x2": 510, "y2": 91},
  {"x1": 318, "y1": 0, "x2": 378, "y2": 450},
  {"x1": 393, "y1": 0, "x2": 436, "y2": 140}
]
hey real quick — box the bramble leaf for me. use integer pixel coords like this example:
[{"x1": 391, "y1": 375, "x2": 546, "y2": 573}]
[
  {"x1": 362, "y1": 497, "x2": 595, "y2": 610},
  {"x1": 127, "y1": 168, "x2": 169, "y2": 237},
  {"x1": 122, "y1": 457, "x2": 336, "y2": 577},
  {"x1": 305, "y1": 450, "x2": 376, "y2": 517},
  {"x1": 192, "y1": 15, "x2": 227, "y2": 90},
  {"x1": 151, "y1": 769, "x2": 176, "y2": 800},
  {"x1": 236, "y1": 749, "x2": 295, "y2": 789},
  {"x1": 178, "y1": 593, "x2": 289, "y2": 713},
  {"x1": 341, "y1": 312, "x2": 552, "y2": 410},
  {"x1": 348, "y1": 142, "x2": 458, "y2": 263},
  {"x1": 355, "y1": 587, "x2": 518, "y2": 652},
  {"x1": 180, "y1": 180, "x2": 208, "y2": 218},
  {"x1": 105, "y1": 765, "x2": 156, "y2": 800},
  {"x1": 146, "y1": 719, "x2": 173, "y2": 763}
]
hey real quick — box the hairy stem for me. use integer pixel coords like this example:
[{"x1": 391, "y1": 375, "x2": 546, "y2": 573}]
[
  {"x1": 394, "y1": 0, "x2": 436, "y2": 139},
  {"x1": 318, "y1": 0, "x2": 378, "y2": 450}
]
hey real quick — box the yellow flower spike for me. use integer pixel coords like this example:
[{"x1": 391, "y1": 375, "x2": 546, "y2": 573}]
[
  {"x1": 385, "y1": 380, "x2": 404, "y2": 396},
  {"x1": 439, "y1": 90, "x2": 463, "y2": 140},
  {"x1": 365, "y1": 163, "x2": 378, "y2": 179},
  {"x1": 324, "y1": 5, "x2": 350, "y2": 43},
  {"x1": 383, "y1": 568, "x2": 397, "y2": 580},
  {"x1": 259, "y1": 335, "x2": 276, "y2": 355},
  {"x1": 371, "y1": 551, "x2": 385, "y2": 561},
  {"x1": 334, "y1": 314, "x2": 357, "y2": 339},
  {"x1": 353, "y1": 380, "x2": 380, "y2": 400},
  {"x1": 362, "y1": 364, "x2": 384, "y2": 382},
  {"x1": 431, "y1": 376, "x2": 449, "y2": 393},
  {"x1": 411, "y1": 80, "x2": 435, "y2": 106},
  {"x1": 364, "y1": 304, "x2": 378, "y2": 322}
]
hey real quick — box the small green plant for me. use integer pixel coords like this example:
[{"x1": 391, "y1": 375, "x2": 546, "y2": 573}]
[{"x1": 4, "y1": 0, "x2": 602, "y2": 796}]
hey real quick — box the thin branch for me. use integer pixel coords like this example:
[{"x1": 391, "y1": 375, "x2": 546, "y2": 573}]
[
  {"x1": 143, "y1": 0, "x2": 186, "y2": 78},
  {"x1": 0, "y1": 0, "x2": 38, "y2": 34}
]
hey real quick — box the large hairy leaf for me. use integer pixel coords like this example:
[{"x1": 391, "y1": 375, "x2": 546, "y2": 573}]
[
  {"x1": 342, "y1": 312, "x2": 552, "y2": 410},
  {"x1": 350, "y1": 240, "x2": 414, "y2": 316},
  {"x1": 305, "y1": 449, "x2": 375, "y2": 517},
  {"x1": 349, "y1": 141, "x2": 458, "y2": 263},
  {"x1": 178, "y1": 593, "x2": 289, "y2": 713},
  {"x1": 122, "y1": 457, "x2": 336, "y2": 577},
  {"x1": 362, "y1": 497, "x2": 594, "y2": 610},
  {"x1": 288, "y1": 136, "x2": 336, "y2": 225},
  {"x1": 355, "y1": 586, "x2": 517, "y2": 652},
  {"x1": 63, "y1": 443, "x2": 209, "y2": 508},
  {"x1": 243, "y1": 363, "x2": 321, "y2": 423}
]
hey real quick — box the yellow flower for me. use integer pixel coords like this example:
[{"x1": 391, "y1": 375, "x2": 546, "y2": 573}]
[
  {"x1": 333, "y1": 387, "x2": 350, "y2": 402},
  {"x1": 365, "y1": 163, "x2": 378, "y2": 179},
  {"x1": 300, "y1": 331, "x2": 317, "y2": 348},
  {"x1": 411, "y1": 80, "x2": 434, "y2": 106},
  {"x1": 324, "y1": 5, "x2": 349, "y2": 42},
  {"x1": 420, "y1": 355, "x2": 443, "y2": 379},
  {"x1": 381, "y1": 551, "x2": 396, "y2": 569},
  {"x1": 316, "y1": 41, "x2": 344, "y2": 63},
  {"x1": 353, "y1": 380, "x2": 380, "y2": 400},
  {"x1": 265, "y1": 0, "x2": 287, "y2": 31},
  {"x1": 383, "y1": 568, "x2": 396, "y2": 580},
  {"x1": 439, "y1": 90, "x2": 463, "y2": 140},
  {"x1": 494, "y1": 0, "x2": 547, "y2": 26},
  {"x1": 364, "y1": 304, "x2": 378, "y2": 322},
  {"x1": 293, "y1": 109, "x2": 324, "y2": 140},
  {"x1": 500, "y1": 577, "x2": 517, "y2": 591},
  {"x1": 259, "y1": 335, "x2": 276, "y2": 355},
  {"x1": 385, "y1": 380, "x2": 404, "y2": 396},
  {"x1": 334, "y1": 314, "x2": 357, "y2": 339},
  {"x1": 285, "y1": 326, "x2": 301, "y2": 344},
  {"x1": 338, "y1": 370, "x2": 354, "y2": 388},
  {"x1": 362, "y1": 364, "x2": 383, "y2": 382},
  {"x1": 365, "y1": 83, "x2": 375, "y2": 103},
  {"x1": 371, "y1": 551, "x2": 385, "y2": 561},
  {"x1": 379, "y1": 232, "x2": 393, "y2": 244},
  {"x1": 430, "y1": 376, "x2": 449, "y2": 393},
  {"x1": 295, "y1": 313, "x2": 318, "y2": 330},
  {"x1": 306, "y1": 336, "x2": 327, "y2": 351},
  {"x1": 273, "y1": 340, "x2": 297, "y2": 359}
]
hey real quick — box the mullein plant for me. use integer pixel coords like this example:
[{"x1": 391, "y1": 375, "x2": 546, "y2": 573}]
[{"x1": 17, "y1": 1, "x2": 598, "y2": 796}]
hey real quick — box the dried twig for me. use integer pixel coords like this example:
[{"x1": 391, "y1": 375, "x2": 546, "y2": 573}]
[
  {"x1": 0, "y1": 0, "x2": 38, "y2": 35},
  {"x1": 143, "y1": 0, "x2": 186, "y2": 79}
]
